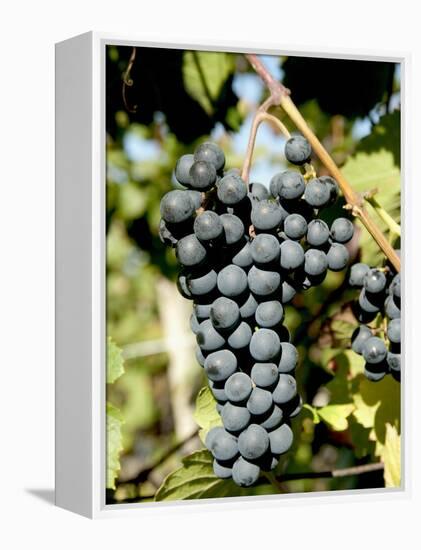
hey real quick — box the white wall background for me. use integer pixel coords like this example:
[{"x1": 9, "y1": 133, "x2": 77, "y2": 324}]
[{"x1": 0, "y1": 1, "x2": 419, "y2": 547}]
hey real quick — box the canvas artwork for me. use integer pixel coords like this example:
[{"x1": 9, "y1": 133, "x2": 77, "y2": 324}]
[{"x1": 105, "y1": 46, "x2": 401, "y2": 505}]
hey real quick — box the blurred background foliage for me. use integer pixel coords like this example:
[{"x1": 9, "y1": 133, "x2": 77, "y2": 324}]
[{"x1": 105, "y1": 46, "x2": 401, "y2": 503}]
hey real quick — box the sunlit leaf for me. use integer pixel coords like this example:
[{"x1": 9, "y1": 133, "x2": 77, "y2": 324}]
[
  {"x1": 107, "y1": 337, "x2": 125, "y2": 384},
  {"x1": 317, "y1": 404, "x2": 355, "y2": 431},
  {"x1": 107, "y1": 402, "x2": 124, "y2": 489},
  {"x1": 381, "y1": 423, "x2": 401, "y2": 488}
]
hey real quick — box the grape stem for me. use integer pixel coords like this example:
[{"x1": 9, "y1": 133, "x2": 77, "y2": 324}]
[
  {"x1": 244, "y1": 54, "x2": 401, "y2": 273},
  {"x1": 263, "y1": 471, "x2": 284, "y2": 493}
]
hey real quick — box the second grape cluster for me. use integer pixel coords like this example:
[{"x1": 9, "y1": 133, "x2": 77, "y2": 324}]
[{"x1": 159, "y1": 136, "x2": 354, "y2": 487}]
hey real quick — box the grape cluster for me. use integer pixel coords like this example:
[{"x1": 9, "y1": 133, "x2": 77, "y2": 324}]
[
  {"x1": 349, "y1": 262, "x2": 401, "y2": 382},
  {"x1": 159, "y1": 136, "x2": 353, "y2": 487}
]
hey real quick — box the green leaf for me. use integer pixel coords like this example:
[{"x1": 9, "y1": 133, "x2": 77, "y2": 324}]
[
  {"x1": 193, "y1": 386, "x2": 223, "y2": 443},
  {"x1": 155, "y1": 450, "x2": 245, "y2": 501},
  {"x1": 303, "y1": 404, "x2": 320, "y2": 424},
  {"x1": 317, "y1": 404, "x2": 355, "y2": 431},
  {"x1": 342, "y1": 113, "x2": 401, "y2": 266},
  {"x1": 330, "y1": 319, "x2": 358, "y2": 346},
  {"x1": 183, "y1": 52, "x2": 235, "y2": 115},
  {"x1": 107, "y1": 337, "x2": 125, "y2": 384},
  {"x1": 381, "y1": 423, "x2": 401, "y2": 488},
  {"x1": 107, "y1": 402, "x2": 124, "y2": 489},
  {"x1": 352, "y1": 375, "x2": 400, "y2": 445}
]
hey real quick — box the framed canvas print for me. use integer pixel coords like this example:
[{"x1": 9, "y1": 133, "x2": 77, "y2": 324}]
[{"x1": 55, "y1": 32, "x2": 406, "y2": 518}]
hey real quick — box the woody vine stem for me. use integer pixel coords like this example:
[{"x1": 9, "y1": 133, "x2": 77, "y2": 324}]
[{"x1": 243, "y1": 54, "x2": 401, "y2": 273}]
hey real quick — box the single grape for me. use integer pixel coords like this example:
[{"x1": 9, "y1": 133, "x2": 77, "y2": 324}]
[
  {"x1": 225, "y1": 372, "x2": 253, "y2": 403},
  {"x1": 260, "y1": 404, "x2": 283, "y2": 430},
  {"x1": 186, "y1": 189, "x2": 202, "y2": 210},
  {"x1": 364, "y1": 363, "x2": 387, "y2": 382},
  {"x1": 204, "y1": 349, "x2": 237, "y2": 382},
  {"x1": 248, "y1": 265, "x2": 281, "y2": 297},
  {"x1": 255, "y1": 300, "x2": 284, "y2": 328},
  {"x1": 187, "y1": 269, "x2": 217, "y2": 296},
  {"x1": 306, "y1": 219, "x2": 330, "y2": 247},
  {"x1": 210, "y1": 297, "x2": 240, "y2": 331},
  {"x1": 232, "y1": 457, "x2": 260, "y2": 487},
  {"x1": 207, "y1": 428, "x2": 238, "y2": 461},
  {"x1": 250, "y1": 233, "x2": 280, "y2": 265},
  {"x1": 363, "y1": 268, "x2": 387, "y2": 294},
  {"x1": 220, "y1": 213, "x2": 245, "y2": 245},
  {"x1": 250, "y1": 329, "x2": 281, "y2": 361},
  {"x1": 327, "y1": 243, "x2": 349, "y2": 271},
  {"x1": 285, "y1": 394, "x2": 303, "y2": 418},
  {"x1": 195, "y1": 346, "x2": 206, "y2": 367},
  {"x1": 194, "y1": 303, "x2": 212, "y2": 320},
  {"x1": 194, "y1": 141, "x2": 225, "y2": 171},
  {"x1": 349, "y1": 263, "x2": 370, "y2": 287},
  {"x1": 247, "y1": 387, "x2": 273, "y2": 416},
  {"x1": 239, "y1": 293, "x2": 259, "y2": 320},
  {"x1": 227, "y1": 322, "x2": 253, "y2": 350},
  {"x1": 251, "y1": 363, "x2": 279, "y2": 389},
  {"x1": 280, "y1": 279, "x2": 297, "y2": 303},
  {"x1": 351, "y1": 325, "x2": 372, "y2": 355},
  {"x1": 284, "y1": 135, "x2": 312, "y2": 165},
  {"x1": 330, "y1": 218, "x2": 354, "y2": 243},
  {"x1": 250, "y1": 182, "x2": 269, "y2": 200},
  {"x1": 176, "y1": 234, "x2": 207, "y2": 267},
  {"x1": 176, "y1": 272, "x2": 193, "y2": 299},
  {"x1": 362, "y1": 336, "x2": 388, "y2": 364},
  {"x1": 386, "y1": 352, "x2": 401, "y2": 372},
  {"x1": 213, "y1": 459, "x2": 232, "y2": 479},
  {"x1": 271, "y1": 170, "x2": 305, "y2": 200},
  {"x1": 272, "y1": 374, "x2": 297, "y2": 405},
  {"x1": 304, "y1": 178, "x2": 331, "y2": 208},
  {"x1": 304, "y1": 248, "x2": 328, "y2": 276},
  {"x1": 217, "y1": 173, "x2": 247, "y2": 205},
  {"x1": 193, "y1": 211, "x2": 223, "y2": 242},
  {"x1": 205, "y1": 426, "x2": 226, "y2": 449},
  {"x1": 217, "y1": 265, "x2": 248, "y2": 298},
  {"x1": 196, "y1": 320, "x2": 226, "y2": 353},
  {"x1": 232, "y1": 239, "x2": 253, "y2": 269},
  {"x1": 280, "y1": 240, "x2": 305, "y2": 271},
  {"x1": 387, "y1": 318, "x2": 401, "y2": 344},
  {"x1": 209, "y1": 380, "x2": 228, "y2": 403},
  {"x1": 385, "y1": 295, "x2": 400, "y2": 319},
  {"x1": 159, "y1": 219, "x2": 178, "y2": 247},
  {"x1": 251, "y1": 201, "x2": 283, "y2": 232},
  {"x1": 359, "y1": 290, "x2": 381, "y2": 314},
  {"x1": 319, "y1": 175, "x2": 339, "y2": 204},
  {"x1": 390, "y1": 273, "x2": 401, "y2": 300},
  {"x1": 221, "y1": 402, "x2": 251, "y2": 433},
  {"x1": 278, "y1": 342, "x2": 298, "y2": 373},
  {"x1": 174, "y1": 154, "x2": 194, "y2": 186},
  {"x1": 189, "y1": 160, "x2": 217, "y2": 191},
  {"x1": 190, "y1": 312, "x2": 200, "y2": 334},
  {"x1": 238, "y1": 424, "x2": 270, "y2": 460},
  {"x1": 269, "y1": 423, "x2": 293, "y2": 455},
  {"x1": 160, "y1": 190, "x2": 195, "y2": 224},
  {"x1": 284, "y1": 213, "x2": 307, "y2": 240}
]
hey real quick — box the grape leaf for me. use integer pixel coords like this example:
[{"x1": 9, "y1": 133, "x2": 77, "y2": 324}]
[
  {"x1": 183, "y1": 52, "x2": 235, "y2": 115},
  {"x1": 155, "y1": 450, "x2": 245, "y2": 501},
  {"x1": 381, "y1": 423, "x2": 401, "y2": 488},
  {"x1": 341, "y1": 113, "x2": 401, "y2": 266},
  {"x1": 107, "y1": 337, "x2": 125, "y2": 384},
  {"x1": 317, "y1": 404, "x2": 355, "y2": 431},
  {"x1": 107, "y1": 402, "x2": 124, "y2": 489},
  {"x1": 193, "y1": 386, "x2": 223, "y2": 444},
  {"x1": 352, "y1": 375, "x2": 400, "y2": 446}
]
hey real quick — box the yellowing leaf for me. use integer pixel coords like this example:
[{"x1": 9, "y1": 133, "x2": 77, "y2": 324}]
[
  {"x1": 193, "y1": 386, "x2": 222, "y2": 443},
  {"x1": 381, "y1": 424, "x2": 401, "y2": 488},
  {"x1": 107, "y1": 402, "x2": 124, "y2": 489},
  {"x1": 317, "y1": 404, "x2": 355, "y2": 431}
]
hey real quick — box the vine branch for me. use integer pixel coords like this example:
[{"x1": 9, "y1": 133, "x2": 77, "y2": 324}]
[{"x1": 244, "y1": 54, "x2": 401, "y2": 273}]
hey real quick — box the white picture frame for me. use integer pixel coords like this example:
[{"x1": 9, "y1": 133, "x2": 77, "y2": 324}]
[{"x1": 55, "y1": 31, "x2": 409, "y2": 519}]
